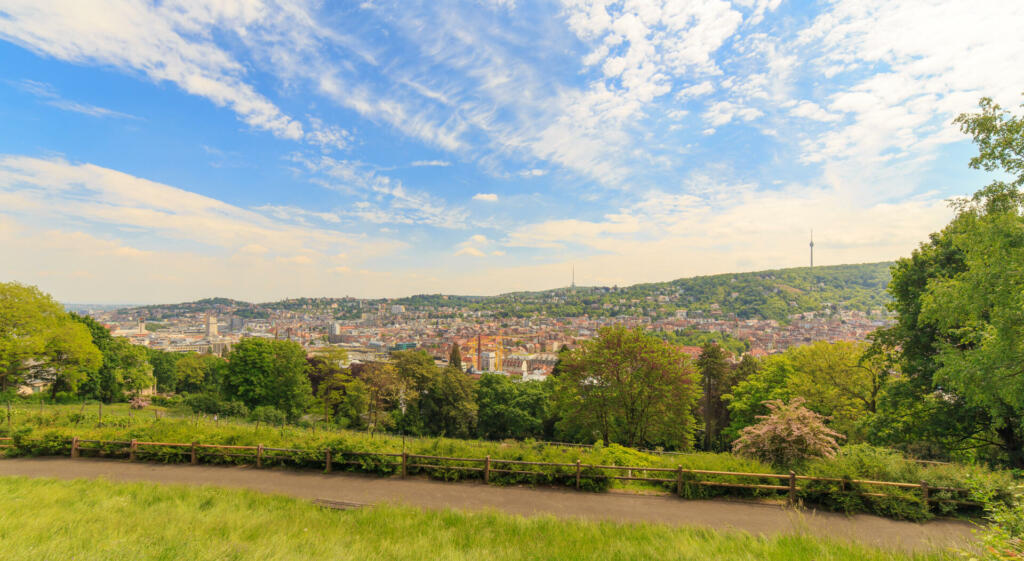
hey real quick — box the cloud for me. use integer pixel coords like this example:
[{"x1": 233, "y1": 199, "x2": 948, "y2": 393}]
[
  {"x1": 294, "y1": 155, "x2": 469, "y2": 229},
  {"x1": 0, "y1": 154, "x2": 397, "y2": 259},
  {"x1": 518, "y1": 168, "x2": 547, "y2": 177},
  {"x1": 472, "y1": 193, "x2": 499, "y2": 202},
  {"x1": 411, "y1": 160, "x2": 451, "y2": 167},
  {"x1": 455, "y1": 246, "x2": 486, "y2": 257},
  {"x1": 12, "y1": 79, "x2": 139, "y2": 119}
]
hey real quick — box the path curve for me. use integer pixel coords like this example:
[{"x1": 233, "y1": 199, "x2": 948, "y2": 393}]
[{"x1": 0, "y1": 457, "x2": 975, "y2": 553}]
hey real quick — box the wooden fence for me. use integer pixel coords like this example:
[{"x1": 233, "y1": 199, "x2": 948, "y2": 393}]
[{"x1": 0, "y1": 435, "x2": 979, "y2": 511}]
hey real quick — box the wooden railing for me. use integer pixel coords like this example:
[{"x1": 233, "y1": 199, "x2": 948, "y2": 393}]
[{"x1": 1, "y1": 435, "x2": 973, "y2": 512}]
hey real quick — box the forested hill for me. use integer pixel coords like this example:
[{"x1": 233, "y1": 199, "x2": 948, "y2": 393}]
[
  {"x1": 396, "y1": 262, "x2": 894, "y2": 321},
  {"x1": 111, "y1": 262, "x2": 893, "y2": 322}
]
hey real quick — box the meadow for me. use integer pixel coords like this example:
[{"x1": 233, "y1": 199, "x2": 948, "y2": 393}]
[{"x1": 0, "y1": 476, "x2": 959, "y2": 561}]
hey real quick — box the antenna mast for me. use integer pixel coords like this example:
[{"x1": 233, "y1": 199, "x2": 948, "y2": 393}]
[{"x1": 809, "y1": 229, "x2": 814, "y2": 269}]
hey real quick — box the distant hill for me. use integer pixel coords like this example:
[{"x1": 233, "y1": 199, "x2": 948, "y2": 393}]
[
  {"x1": 397, "y1": 262, "x2": 894, "y2": 321},
  {"x1": 113, "y1": 262, "x2": 893, "y2": 322}
]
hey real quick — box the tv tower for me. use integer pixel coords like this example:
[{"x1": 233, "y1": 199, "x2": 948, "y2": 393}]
[
  {"x1": 809, "y1": 229, "x2": 814, "y2": 268},
  {"x1": 571, "y1": 265, "x2": 575, "y2": 289}
]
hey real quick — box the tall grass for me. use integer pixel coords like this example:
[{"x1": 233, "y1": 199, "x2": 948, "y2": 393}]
[{"x1": 0, "y1": 476, "x2": 955, "y2": 561}]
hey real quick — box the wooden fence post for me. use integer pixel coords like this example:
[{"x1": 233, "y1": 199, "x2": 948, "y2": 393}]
[
  {"x1": 256, "y1": 444, "x2": 263, "y2": 468},
  {"x1": 921, "y1": 481, "x2": 930, "y2": 513},
  {"x1": 575, "y1": 459, "x2": 582, "y2": 490},
  {"x1": 325, "y1": 450, "x2": 332, "y2": 473},
  {"x1": 190, "y1": 442, "x2": 198, "y2": 465},
  {"x1": 129, "y1": 439, "x2": 137, "y2": 462},
  {"x1": 401, "y1": 452, "x2": 408, "y2": 479},
  {"x1": 71, "y1": 436, "x2": 79, "y2": 458},
  {"x1": 788, "y1": 471, "x2": 797, "y2": 506},
  {"x1": 484, "y1": 455, "x2": 490, "y2": 484},
  {"x1": 676, "y1": 465, "x2": 683, "y2": 496}
]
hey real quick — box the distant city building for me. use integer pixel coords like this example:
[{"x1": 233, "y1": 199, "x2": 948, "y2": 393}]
[{"x1": 205, "y1": 314, "x2": 218, "y2": 337}]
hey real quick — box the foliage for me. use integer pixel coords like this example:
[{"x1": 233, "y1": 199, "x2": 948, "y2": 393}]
[
  {"x1": 248, "y1": 405, "x2": 286, "y2": 427},
  {"x1": 71, "y1": 313, "x2": 154, "y2": 402},
  {"x1": 873, "y1": 95, "x2": 1024, "y2": 467},
  {"x1": 421, "y1": 367, "x2": 477, "y2": 438},
  {"x1": 475, "y1": 373, "x2": 549, "y2": 440},
  {"x1": 723, "y1": 355, "x2": 792, "y2": 442},
  {"x1": 733, "y1": 398, "x2": 844, "y2": 468},
  {"x1": 3, "y1": 403, "x2": 1012, "y2": 521},
  {"x1": 224, "y1": 338, "x2": 311, "y2": 422},
  {"x1": 0, "y1": 283, "x2": 102, "y2": 395},
  {"x1": 448, "y1": 343, "x2": 462, "y2": 370},
  {"x1": 964, "y1": 482, "x2": 1024, "y2": 561},
  {"x1": 553, "y1": 326, "x2": 700, "y2": 449},
  {"x1": 659, "y1": 327, "x2": 750, "y2": 355},
  {"x1": 697, "y1": 342, "x2": 740, "y2": 451},
  {"x1": 0, "y1": 477, "x2": 958, "y2": 561}
]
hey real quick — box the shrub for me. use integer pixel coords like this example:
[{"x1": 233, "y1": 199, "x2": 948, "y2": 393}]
[
  {"x1": 966, "y1": 482, "x2": 1024, "y2": 560},
  {"x1": 183, "y1": 393, "x2": 222, "y2": 415},
  {"x1": 732, "y1": 398, "x2": 843, "y2": 468},
  {"x1": 129, "y1": 396, "x2": 150, "y2": 410},
  {"x1": 248, "y1": 406, "x2": 286, "y2": 427}
]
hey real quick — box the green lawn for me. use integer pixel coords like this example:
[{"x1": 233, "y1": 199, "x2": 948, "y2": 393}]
[{"x1": 0, "y1": 477, "x2": 954, "y2": 561}]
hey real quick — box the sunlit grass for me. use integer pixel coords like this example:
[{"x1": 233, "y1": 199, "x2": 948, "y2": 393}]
[{"x1": 0, "y1": 476, "x2": 955, "y2": 561}]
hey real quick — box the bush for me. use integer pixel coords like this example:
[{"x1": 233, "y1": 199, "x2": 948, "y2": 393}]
[
  {"x1": 732, "y1": 398, "x2": 843, "y2": 468},
  {"x1": 248, "y1": 406, "x2": 286, "y2": 426},
  {"x1": 183, "y1": 393, "x2": 222, "y2": 415},
  {"x1": 220, "y1": 401, "x2": 249, "y2": 419}
]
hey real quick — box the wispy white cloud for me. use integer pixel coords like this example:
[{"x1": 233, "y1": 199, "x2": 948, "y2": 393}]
[
  {"x1": 12, "y1": 79, "x2": 139, "y2": 119},
  {"x1": 410, "y1": 160, "x2": 451, "y2": 167},
  {"x1": 294, "y1": 154, "x2": 469, "y2": 229},
  {"x1": 472, "y1": 193, "x2": 499, "y2": 202}
]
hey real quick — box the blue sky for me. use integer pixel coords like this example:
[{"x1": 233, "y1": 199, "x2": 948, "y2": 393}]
[{"x1": 0, "y1": 0, "x2": 1021, "y2": 303}]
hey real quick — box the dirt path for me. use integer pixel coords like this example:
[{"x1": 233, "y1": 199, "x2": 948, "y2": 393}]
[{"x1": 0, "y1": 457, "x2": 975, "y2": 552}]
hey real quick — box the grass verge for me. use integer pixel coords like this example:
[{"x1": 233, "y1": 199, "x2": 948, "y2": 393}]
[{"x1": 0, "y1": 476, "x2": 956, "y2": 561}]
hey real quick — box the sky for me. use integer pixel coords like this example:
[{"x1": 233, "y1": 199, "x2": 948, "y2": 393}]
[{"x1": 0, "y1": 0, "x2": 1022, "y2": 304}]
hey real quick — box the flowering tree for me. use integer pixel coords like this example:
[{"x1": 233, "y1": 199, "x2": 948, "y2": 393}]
[{"x1": 732, "y1": 398, "x2": 844, "y2": 467}]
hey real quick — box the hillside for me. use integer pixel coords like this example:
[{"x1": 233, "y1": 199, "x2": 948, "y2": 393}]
[
  {"x1": 397, "y1": 262, "x2": 893, "y2": 321},
  {"x1": 112, "y1": 262, "x2": 893, "y2": 322}
]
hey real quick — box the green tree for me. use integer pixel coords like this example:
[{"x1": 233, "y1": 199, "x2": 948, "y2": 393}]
[
  {"x1": 697, "y1": 342, "x2": 732, "y2": 451},
  {"x1": 723, "y1": 355, "x2": 792, "y2": 443},
  {"x1": 421, "y1": 367, "x2": 477, "y2": 438},
  {"x1": 553, "y1": 326, "x2": 700, "y2": 449},
  {"x1": 32, "y1": 321, "x2": 102, "y2": 398},
  {"x1": 0, "y1": 283, "x2": 84, "y2": 393},
  {"x1": 448, "y1": 343, "x2": 462, "y2": 371},
  {"x1": 475, "y1": 373, "x2": 549, "y2": 440},
  {"x1": 785, "y1": 341, "x2": 891, "y2": 441},
  {"x1": 224, "y1": 338, "x2": 311, "y2": 422},
  {"x1": 146, "y1": 348, "x2": 182, "y2": 393},
  {"x1": 873, "y1": 95, "x2": 1024, "y2": 465},
  {"x1": 70, "y1": 314, "x2": 154, "y2": 402}
]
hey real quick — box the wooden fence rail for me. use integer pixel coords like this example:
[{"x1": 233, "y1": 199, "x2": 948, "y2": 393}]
[{"x1": 4, "y1": 435, "x2": 980, "y2": 509}]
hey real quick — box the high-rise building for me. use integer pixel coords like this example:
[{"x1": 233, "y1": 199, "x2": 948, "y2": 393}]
[{"x1": 205, "y1": 314, "x2": 218, "y2": 338}]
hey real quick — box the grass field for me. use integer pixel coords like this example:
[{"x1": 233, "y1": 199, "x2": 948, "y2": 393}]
[{"x1": 0, "y1": 476, "x2": 957, "y2": 561}]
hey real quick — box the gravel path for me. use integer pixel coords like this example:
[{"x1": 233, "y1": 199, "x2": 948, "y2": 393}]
[{"x1": 0, "y1": 457, "x2": 975, "y2": 553}]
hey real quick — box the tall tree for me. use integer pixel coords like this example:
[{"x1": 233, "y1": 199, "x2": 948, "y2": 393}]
[
  {"x1": 448, "y1": 343, "x2": 462, "y2": 371},
  {"x1": 475, "y1": 373, "x2": 549, "y2": 440},
  {"x1": 32, "y1": 321, "x2": 102, "y2": 398},
  {"x1": 874, "y1": 95, "x2": 1024, "y2": 465},
  {"x1": 0, "y1": 283, "x2": 71, "y2": 393},
  {"x1": 421, "y1": 367, "x2": 477, "y2": 438},
  {"x1": 553, "y1": 326, "x2": 700, "y2": 449},
  {"x1": 696, "y1": 342, "x2": 731, "y2": 451},
  {"x1": 224, "y1": 338, "x2": 311, "y2": 421},
  {"x1": 72, "y1": 314, "x2": 154, "y2": 402}
]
